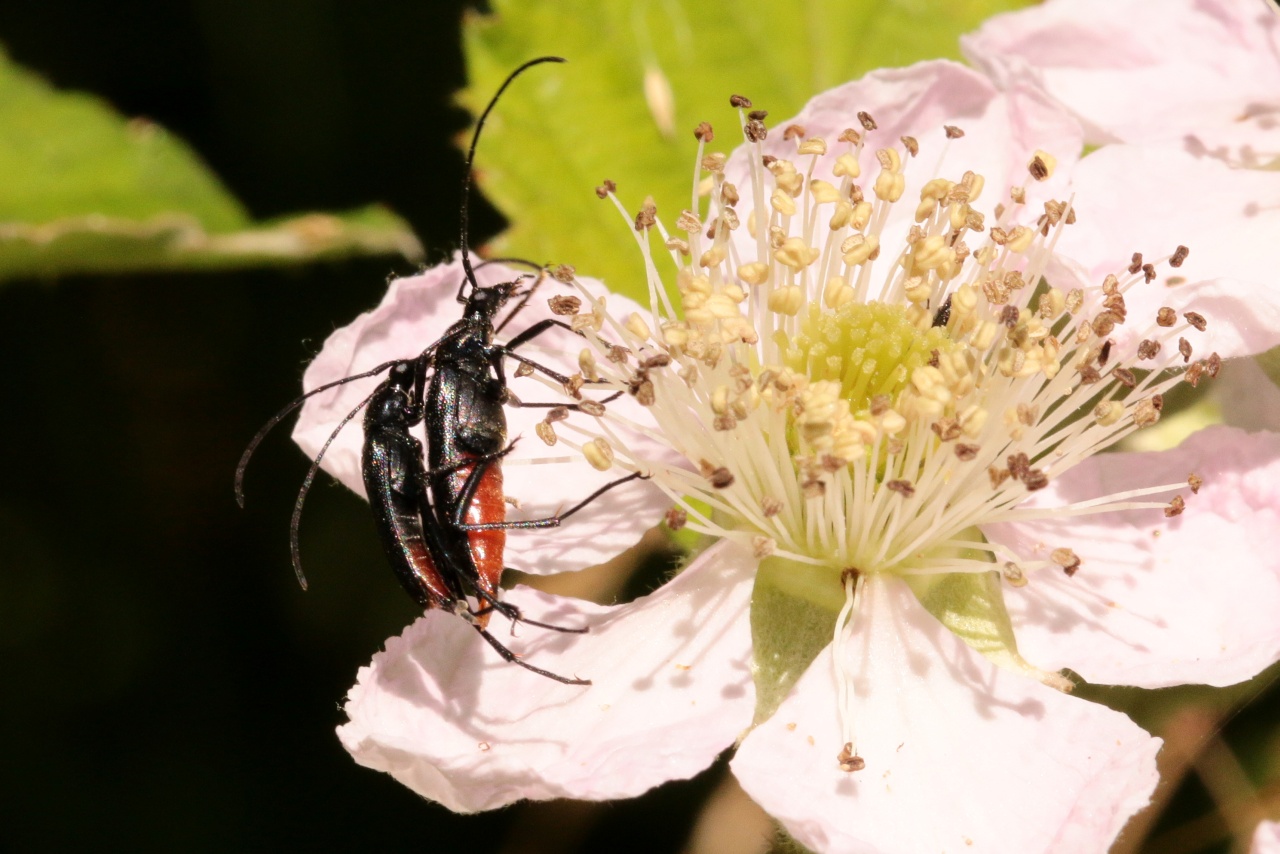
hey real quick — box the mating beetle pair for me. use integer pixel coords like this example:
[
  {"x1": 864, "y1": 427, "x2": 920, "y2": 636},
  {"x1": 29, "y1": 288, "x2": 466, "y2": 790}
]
[{"x1": 238, "y1": 57, "x2": 639, "y2": 684}]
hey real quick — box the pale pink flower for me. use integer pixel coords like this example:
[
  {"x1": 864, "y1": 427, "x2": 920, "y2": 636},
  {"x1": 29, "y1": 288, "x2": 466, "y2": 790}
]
[
  {"x1": 1254, "y1": 819, "x2": 1280, "y2": 854},
  {"x1": 963, "y1": 0, "x2": 1280, "y2": 168},
  {"x1": 302, "y1": 59, "x2": 1280, "y2": 853}
]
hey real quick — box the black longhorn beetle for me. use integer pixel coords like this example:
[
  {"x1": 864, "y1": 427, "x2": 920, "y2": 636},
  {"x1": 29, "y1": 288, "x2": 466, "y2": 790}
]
[{"x1": 237, "y1": 56, "x2": 643, "y2": 684}]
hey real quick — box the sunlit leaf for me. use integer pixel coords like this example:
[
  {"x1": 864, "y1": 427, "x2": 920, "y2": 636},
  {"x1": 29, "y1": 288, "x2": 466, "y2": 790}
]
[
  {"x1": 0, "y1": 47, "x2": 421, "y2": 280},
  {"x1": 463, "y1": 0, "x2": 1031, "y2": 298}
]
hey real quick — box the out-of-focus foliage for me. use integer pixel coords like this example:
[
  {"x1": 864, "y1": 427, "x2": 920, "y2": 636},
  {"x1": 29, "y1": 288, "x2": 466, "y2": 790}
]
[
  {"x1": 462, "y1": 0, "x2": 1033, "y2": 297},
  {"x1": 0, "y1": 47, "x2": 421, "y2": 281}
]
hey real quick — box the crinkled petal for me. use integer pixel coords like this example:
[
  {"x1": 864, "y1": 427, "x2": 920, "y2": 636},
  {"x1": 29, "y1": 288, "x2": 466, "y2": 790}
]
[
  {"x1": 291, "y1": 257, "x2": 675, "y2": 572},
  {"x1": 963, "y1": 0, "x2": 1280, "y2": 163},
  {"x1": 985, "y1": 426, "x2": 1280, "y2": 688},
  {"x1": 1048, "y1": 144, "x2": 1280, "y2": 359},
  {"x1": 338, "y1": 539, "x2": 757, "y2": 812},
  {"x1": 1253, "y1": 819, "x2": 1280, "y2": 854},
  {"x1": 732, "y1": 575, "x2": 1160, "y2": 854},
  {"x1": 723, "y1": 60, "x2": 1082, "y2": 287}
]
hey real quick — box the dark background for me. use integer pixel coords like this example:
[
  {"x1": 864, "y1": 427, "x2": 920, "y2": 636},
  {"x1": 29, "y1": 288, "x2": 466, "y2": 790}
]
[
  {"x1": 0, "y1": 3, "x2": 1276, "y2": 853},
  {"x1": 0, "y1": 2, "x2": 723, "y2": 851}
]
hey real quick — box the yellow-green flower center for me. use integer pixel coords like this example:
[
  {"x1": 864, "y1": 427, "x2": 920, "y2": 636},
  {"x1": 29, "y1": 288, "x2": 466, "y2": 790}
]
[{"x1": 778, "y1": 301, "x2": 952, "y2": 416}]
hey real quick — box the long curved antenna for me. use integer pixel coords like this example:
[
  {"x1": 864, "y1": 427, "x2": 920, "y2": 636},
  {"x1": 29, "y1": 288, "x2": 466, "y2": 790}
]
[
  {"x1": 288, "y1": 385, "x2": 383, "y2": 590},
  {"x1": 458, "y1": 56, "x2": 566, "y2": 301},
  {"x1": 235, "y1": 358, "x2": 401, "y2": 507}
]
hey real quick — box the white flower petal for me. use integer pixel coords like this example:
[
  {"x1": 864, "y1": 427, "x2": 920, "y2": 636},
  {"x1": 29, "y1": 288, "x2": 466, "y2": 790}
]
[
  {"x1": 732, "y1": 575, "x2": 1160, "y2": 854},
  {"x1": 986, "y1": 426, "x2": 1280, "y2": 688},
  {"x1": 339, "y1": 539, "x2": 757, "y2": 812},
  {"x1": 1253, "y1": 819, "x2": 1280, "y2": 854},
  {"x1": 1049, "y1": 144, "x2": 1280, "y2": 360},
  {"x1": 964, "y1": 0, "x2": 1280, "y2": 163}
]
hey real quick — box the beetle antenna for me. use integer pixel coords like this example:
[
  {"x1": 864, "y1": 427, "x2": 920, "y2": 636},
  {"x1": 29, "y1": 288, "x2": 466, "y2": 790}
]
[
  {"x1": 288, "y1": 385, "x2": 383, "y2": 591},
  {"x1": 458, "y1": 56, "x2": 566, "y2": 302},
  {"x1": 235, "y1": 358, "x2": 403, "y2": 507}
]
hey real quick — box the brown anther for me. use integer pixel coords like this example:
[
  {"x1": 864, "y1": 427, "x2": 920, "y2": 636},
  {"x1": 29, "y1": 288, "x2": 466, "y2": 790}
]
[
  {"x1": 869, "y1": 395, "x2": 890, "y2": 417},
  {"x1": 1171, "y1": 245, "x2": 1190, "y2": 267},
  {"x1": 550, "y1": 263, "x2": 575, "y2": 283},
  {"x1": 729, "y1": 94, "x2": 752, "y2": 108},
  {"x1": 1164, "y1": 495, "x2": 1186, "y2": 517},
  {"x1": 1142, "y1": 263, "x2": 1157, "y2": 283},
  {"x1": 578, "y1": 400, "x2": 607, "y2": 417},
  {"x1": 1184, "y1": 311, "x2": 1207, "y2": 332},
  {"x1": 721, "y1": 183, "x2": 740, "y2": 207},
  {"x1": 746, "y1": 109, "x2": 768, "y2": 122},
  {"x1": 1028, "y1": 155, "x2": 1050, "y2": 181},
  {"x1": 1099, "y1": 339, "x2": 1113, "y2": 367},
  {"x1": 694, "y1": 121, "x2": 714, "y2": 142},
  {"x1": 901, "y1": 136, "x2": 919, "y2": 156},
  {"x1": 944, "y1": 125, "x2": 964, "y2": 139},
  {"x1": 744, "y1": 120, "x2": 767, "y2": 142},
  {"x1": 665, "y1": 507, "x2": 688, "y2": 530},
  {"x1": 634, "y1": 202, "x2": 657, "y2": 232},
  {"x1": 989, "y1": 466, "x2": 1011, "y2": 489},
  {"x1": 535, "y1": 421, "x2": 557, "y2": 446},
  {"x1": 1184, "y1": 362, "x2": 1206, "y2": 388},
  {"x1": 820, "y1": 454, "x2": 848, "y2": 473},
  {"x1": 1113, "y1": 367, "x2": 1137, "y2": 388},
  {"x1": 1000, "y1": 305, "x2": 1020, "y2": 328},
  {"x1": 640, "y1": 353, "x2": 672, "y2": 369},
  {"x1": 707, "y1": 466, "x2": 734, "y2": 489},
  {"x1": 545, "y1": 406, "x2": 570, "y2": 423},
  {"x1": 1137, "y1": 339, "x2": 1162, "y2": 360},
  {"x1": 630, "y1": 377, "x2": 656, "y2": 406},
  {"x1": 1007, "y1": 453, "x2": 1031, "y2": 480},
  {"x1": 514, "y1": 362, "x2": 535, "y2": 378},
  {"x1": 1051, "y1": 548, "x2": 1081, "y2": 577},
  {"x1": 1152, "y1": 393, "x2": 1164, "y2": 411},
  {"x1": 713, "y1": 414, "x2": 737, "y2": 431},
  {"x1": 595, "y1": 179, "x2": 617, "y2": 199},
  {"x1": 1205, "y1": 352, "x2": 1221, "y2": 377},
  {"x1": 1023, "y1": 469, "x2": 1049, "y2": 491},
  {"x1": 1188, "y1": 473, "x2": 1203, "y2": 494},
  {"x1": 801, "y1": 476, "x2": 825, "y2": 499},
  {"x1": 857, "y1": 111, "x2": 878, "y2": 131},
  {"x1": 931, "y1": 418, "x2": 961, "y2": 442},
  {"x1": 565, "y1": 374, "x2": 585, "y2": 399},
  {"x1": 955, "y1": 443, "x2": 979, "y2": 461},
  {"x1": 927, "y1": 349, "x2": 941, "y2": 368},
  {"x1": 837, "y1": 743, "x2": 865, "y2": 773},
  {"x1": 1128, "y1": 252, "x2": 1144, "y2": 275},
  {"x1": 1156, "y1": 307, "x2": 1177, "y2": 327},
  {"x1": 885, "y1": 479, "x2": 915, "y2": 497},
  {"x1": 1134, "y1": 397, "x2": 1161, "y2": 427},
  {"x1": 1010, "y1": 187, "x2": 1026, "y2": 204},
  {"x1": 1078, "y1": 364, "x2": 1102, "y2": 385},
  {"x1": 782, "y1": 124, "x2": 805, "y2": 140},
  {"x1": 607, "y1": 345, "x2": 631, "y2": 364},
  {"x1": 1178, "y1": 337, "x2": 1193, "y2": 363},
  {"x1": 548, "y1": 295, "x2": 582, "y2": 315},
  {"x1": 1092, "y1": 311, "x2": 1120, "y2": 336},
  {"x1": 838, "y1": 128, "x2": 860, "y2": 144},
  {"x1": 761, "y1": 496, "x2": 783, "y2": 517}
]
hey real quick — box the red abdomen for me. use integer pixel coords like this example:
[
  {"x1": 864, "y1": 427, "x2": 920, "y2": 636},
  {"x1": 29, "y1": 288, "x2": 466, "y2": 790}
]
[{"x1": 452, "y1": 455, "x2": 505, "y2": 627}]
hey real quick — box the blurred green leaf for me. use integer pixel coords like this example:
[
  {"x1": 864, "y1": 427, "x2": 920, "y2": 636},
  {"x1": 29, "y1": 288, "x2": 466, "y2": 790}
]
[
  {"x1": 463, "y1": 0, "x2": 1031, "y2": 298},
  {"x1": 0, "y1": 47, "x2": 421, "y2": 280}
]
